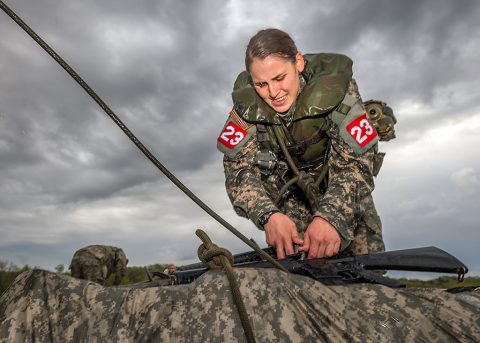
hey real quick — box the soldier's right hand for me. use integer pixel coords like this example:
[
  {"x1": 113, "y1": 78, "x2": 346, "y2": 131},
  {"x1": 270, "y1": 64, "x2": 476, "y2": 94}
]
[{"x1": 264, "y1": 213, "x2": 303, "y2": 259}]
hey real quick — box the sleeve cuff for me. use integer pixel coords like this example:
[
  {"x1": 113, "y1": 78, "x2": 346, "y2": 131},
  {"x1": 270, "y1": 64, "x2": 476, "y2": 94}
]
[
  {"x1": 313, "y1": 205, "x2": 353, "y2": 251},
  {"x1": 249, "y1": 204, "x2": 280, "y2": 230}
]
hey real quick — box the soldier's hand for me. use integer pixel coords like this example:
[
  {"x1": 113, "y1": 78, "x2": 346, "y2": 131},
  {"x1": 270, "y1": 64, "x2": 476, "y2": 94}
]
[
  {"x1": 299, "y1": 217, "x2": 340, "y2": 258},
  {"x1": 264, "y1": 213, "x2": 303, "y2": 259}
]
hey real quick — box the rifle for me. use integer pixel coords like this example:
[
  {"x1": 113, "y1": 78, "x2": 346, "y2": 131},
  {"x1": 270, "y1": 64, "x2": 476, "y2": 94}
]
[{"x1": 171, "y1": 246, "x2": 468, "y2": 288}]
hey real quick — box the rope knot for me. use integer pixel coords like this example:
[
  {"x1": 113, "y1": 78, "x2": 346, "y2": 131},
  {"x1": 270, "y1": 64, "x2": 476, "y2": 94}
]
[
  {"x1": 196, "y1": 229, "x2": 234, "y2": 270},
  {"x1": 194, "y1": 229, "x2": 255, "y2": 342},
  {"x1": 296, "y1": 171, "x2": 315, "y2": 189}
]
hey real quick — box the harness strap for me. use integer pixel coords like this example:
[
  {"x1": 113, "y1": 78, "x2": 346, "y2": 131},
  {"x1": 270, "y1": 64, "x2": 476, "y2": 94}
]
[
  {"x1": 256, "y1": 124, "x2": 272, "y2": 151},
  {"x1": 286, "y1": 126, "x2": 328, "y2": 156}
]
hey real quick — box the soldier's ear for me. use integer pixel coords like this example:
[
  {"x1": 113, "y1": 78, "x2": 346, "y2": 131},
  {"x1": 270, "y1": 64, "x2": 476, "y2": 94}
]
[
  {"x1": 295, "y1": 52, "x2": 305, "y2": 73},
  {"x1": 126, "y1": 259, "x2": 129, "y2": 265}
]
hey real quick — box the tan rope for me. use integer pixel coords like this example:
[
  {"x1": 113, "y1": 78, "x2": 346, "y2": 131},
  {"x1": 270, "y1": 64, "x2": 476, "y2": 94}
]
[{"x1": 196, "y1": 229, "x2": 256, "y2": 343}]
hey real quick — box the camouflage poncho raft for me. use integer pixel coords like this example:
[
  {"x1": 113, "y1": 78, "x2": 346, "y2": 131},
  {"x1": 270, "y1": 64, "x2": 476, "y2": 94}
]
[{"x1": 1, "y1": 269, "x2": 479, "y2": 342}]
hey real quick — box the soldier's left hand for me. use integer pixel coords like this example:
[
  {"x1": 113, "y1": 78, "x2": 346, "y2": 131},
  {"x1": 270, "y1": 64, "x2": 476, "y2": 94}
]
[{"x1": 299, "y1": 217, "x2": 340, "y2": 258}]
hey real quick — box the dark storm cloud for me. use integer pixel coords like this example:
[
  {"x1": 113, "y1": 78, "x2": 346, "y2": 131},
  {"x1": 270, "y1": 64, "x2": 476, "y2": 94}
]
[{"x1": 293, "y1": 0, "x2": 480, "y2": 134}]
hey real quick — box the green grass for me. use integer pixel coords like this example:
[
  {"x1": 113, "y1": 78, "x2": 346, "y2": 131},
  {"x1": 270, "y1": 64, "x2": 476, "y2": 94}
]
[{"x1": 400, "y1": 275, "x2": 480, "y2": 288}]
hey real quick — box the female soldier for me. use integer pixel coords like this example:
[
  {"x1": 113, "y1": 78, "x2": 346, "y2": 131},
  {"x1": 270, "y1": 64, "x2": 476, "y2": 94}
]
[{"x1": 217, "y1": 28, "x2": 383, "y2": 259}]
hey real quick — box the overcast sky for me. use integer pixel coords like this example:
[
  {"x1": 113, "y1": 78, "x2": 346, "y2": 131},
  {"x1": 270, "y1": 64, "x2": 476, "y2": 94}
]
[{"x1": 1, "y1": 0, "x2": 479, "y2": 278}]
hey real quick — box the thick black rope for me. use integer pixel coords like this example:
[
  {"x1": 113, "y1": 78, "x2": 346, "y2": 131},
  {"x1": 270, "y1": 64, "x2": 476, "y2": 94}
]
[
  {"x1": 0, "y1": 0, "x2": 287, "y2": 273},
  {"x1": 196, "y1": 229, "x2": 256, "y2": 343}
]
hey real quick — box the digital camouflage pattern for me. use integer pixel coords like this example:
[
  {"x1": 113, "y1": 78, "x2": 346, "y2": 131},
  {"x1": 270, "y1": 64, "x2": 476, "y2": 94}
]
[
  {"x1": 69, "y1": 245, "x2": 128, "y2": 286},
  {"x1": 223, "y1": 80, "x2": 380, "y2": 251},
  {"x1": 1, "y1": 268, "x2": 479, "y2": 342},
  {"x1": 352, "y1": 194, "x2": 385, "y2": 254}
]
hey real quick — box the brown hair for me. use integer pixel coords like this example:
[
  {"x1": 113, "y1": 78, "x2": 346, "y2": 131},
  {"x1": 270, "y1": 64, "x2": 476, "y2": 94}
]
[{"x1": 245, "y1": 28, "x2": 298, "y2": 71}]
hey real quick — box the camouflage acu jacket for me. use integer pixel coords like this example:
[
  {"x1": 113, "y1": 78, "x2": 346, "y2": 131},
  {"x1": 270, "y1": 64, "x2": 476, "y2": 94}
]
[
  {"x1": 217, "y1": 54, "x2": 378, "y2": 249},
  {"x1": 69, "y1": 245, "x2": 128, "y2": 285}
]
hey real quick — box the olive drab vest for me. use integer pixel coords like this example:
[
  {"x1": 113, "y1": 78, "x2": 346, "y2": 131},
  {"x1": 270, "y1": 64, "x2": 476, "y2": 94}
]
[{"x1": 231, "y1": 53, "x2": 354, "y2": 178}]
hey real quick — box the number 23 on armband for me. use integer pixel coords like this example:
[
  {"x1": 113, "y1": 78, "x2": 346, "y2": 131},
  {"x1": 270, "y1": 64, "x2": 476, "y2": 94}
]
[
  {"x1": 217, "y1": 121, "x2": 247, "y2": 149},
  {"x1": 346, "y1": 113, "x2": 378, "y2": 147}
]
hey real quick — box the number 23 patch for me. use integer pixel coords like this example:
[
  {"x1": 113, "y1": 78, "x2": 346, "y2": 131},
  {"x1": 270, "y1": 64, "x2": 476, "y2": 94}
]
[
  {"x1": 346, "y1": 113, "x2": 378, "y2": 147},
  {"x1": 217, "y1": 121, "x2": 247, "y2": 149}
]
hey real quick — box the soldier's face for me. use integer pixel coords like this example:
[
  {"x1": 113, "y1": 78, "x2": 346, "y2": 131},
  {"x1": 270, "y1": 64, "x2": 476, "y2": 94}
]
[{"x1": 250, "y1": 52, "x2": 305, "y2": 113}]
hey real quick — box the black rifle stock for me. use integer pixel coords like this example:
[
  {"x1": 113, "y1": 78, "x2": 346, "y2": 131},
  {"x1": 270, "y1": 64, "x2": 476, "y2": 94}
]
[{"x1": 171, "y1": 246, "x2": 468, "y2": 288}]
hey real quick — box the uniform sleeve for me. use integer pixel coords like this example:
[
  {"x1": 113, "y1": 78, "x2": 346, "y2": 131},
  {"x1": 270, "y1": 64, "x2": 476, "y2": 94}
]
[
  {"x1": 313, "y1": 81, "x2": 377, "y2": 249},
  {"x1": 223, "y1": 135, "x2": 279, "y2": 229}
]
